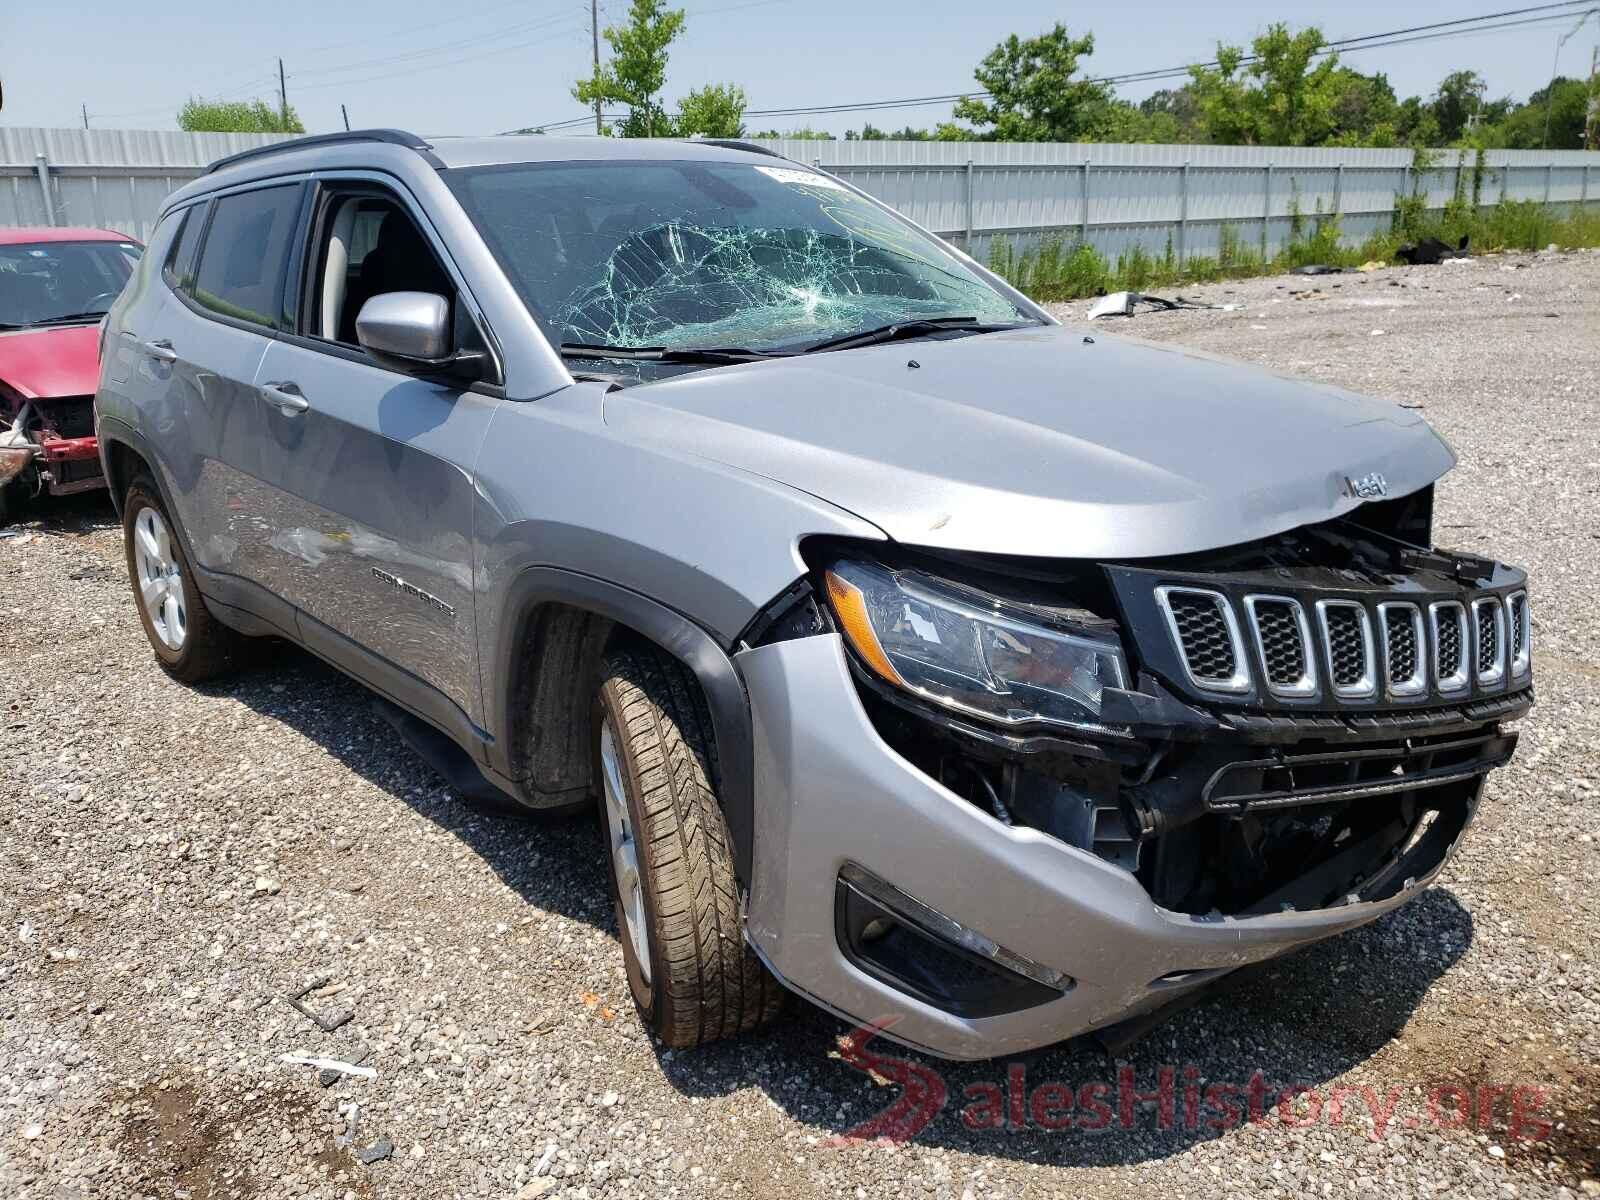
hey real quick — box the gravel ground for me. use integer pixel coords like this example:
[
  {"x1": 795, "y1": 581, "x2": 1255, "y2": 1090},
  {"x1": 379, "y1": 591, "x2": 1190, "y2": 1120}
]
[{"x1": 2, "y1": 249, "x2": 1597, "y2": 1200}]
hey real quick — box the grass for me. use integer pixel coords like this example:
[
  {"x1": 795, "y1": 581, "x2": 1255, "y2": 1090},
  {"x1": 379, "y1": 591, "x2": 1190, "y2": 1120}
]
[{"x1": 986, "y1": 199, "x2": 1600, "y2": 304}]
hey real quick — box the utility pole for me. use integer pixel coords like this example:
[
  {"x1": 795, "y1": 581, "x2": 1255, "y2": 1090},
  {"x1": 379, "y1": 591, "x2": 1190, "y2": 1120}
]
[
  {"x1": 341, "y1": 103, "x2": 351, "y2": 132},
  {"x1": 81, "y1": 103, "x2": 88, "y2": 130},
  {"x1": 591, "y1": 0, "x2": 603, "y2": 134},
  {"x1": 1587, "y1": 43, "x2": 1599, "y2": 150},
  {"x1": 278, "y1": 57, "x2": 288, "y2": 130},
  {"x1": 1545, "y1": 8, "x2": 1600, "y2": 148}
]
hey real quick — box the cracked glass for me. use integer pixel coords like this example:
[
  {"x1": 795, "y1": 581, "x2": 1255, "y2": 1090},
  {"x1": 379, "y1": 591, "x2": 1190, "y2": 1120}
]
[{"x1": 448, "y1": 159, "x2": 1026, "y2": 358}]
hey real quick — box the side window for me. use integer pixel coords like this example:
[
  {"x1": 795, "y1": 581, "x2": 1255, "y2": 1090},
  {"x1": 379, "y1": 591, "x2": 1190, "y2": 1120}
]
[
  {"x1": 163, "y1": 203, "x2": 208, "y2": 293},
  {"x1": 190, "y1": 184, "x2": 301, "y2": 329},
  {"x1": 307, "y1": 192, "x2": 456, "y2": 346}
]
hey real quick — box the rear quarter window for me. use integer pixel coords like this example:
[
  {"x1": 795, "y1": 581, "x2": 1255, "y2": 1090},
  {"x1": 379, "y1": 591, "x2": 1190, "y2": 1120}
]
[
  {"x1": 163, "y1": 203, "x2": 209, "y2": 293},
  {"x1": 190, "y1": 184, "x2": 302, "y2": 329}
]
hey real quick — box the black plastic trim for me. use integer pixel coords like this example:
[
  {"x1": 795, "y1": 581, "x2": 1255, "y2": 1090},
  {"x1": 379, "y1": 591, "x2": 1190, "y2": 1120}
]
[
  {"x1": 206, "y1": 129, "x2": 440, "y2": 175},
  {"x1": 488, "y1": 567, "x2": 756, "y2": 882},
  {"x1": 834, "y1": 869, "x2": 1062, "y2": 1019}
]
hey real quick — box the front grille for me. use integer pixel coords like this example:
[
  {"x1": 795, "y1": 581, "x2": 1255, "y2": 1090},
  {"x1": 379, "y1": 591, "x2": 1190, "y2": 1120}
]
[
  {"x1": 1318, "y1": 602, "x2": 1374, "y2": 697},
  {"x1": 1130, "y1": 567, "x2": 1527, "y2": 711},
  {"x1": 1385, "y1": 609, "x2": 1416, "y2": 681},
  {"x1": 1379, "y1": 603, "x2": 1426, "y2": 697},
  {"x1": 1506, "y1": 592, "x2": 1530, "y2": 676},
  {"x1": 1254, "y1": 601, "x2": 1303, "y2": 684},
  {"x1": 1431, "y1": 602, "x2": 1469, "y2": 692},
  {"x1": 1245, "y1": 596, "x2": 1315, "y2": 696},
  {"x1": 1473, "y1": 598, "x2": 1504, "y2": 683},
  {"x1": 1158, "y1": 588, "x2": 1246, "y2": 691}
]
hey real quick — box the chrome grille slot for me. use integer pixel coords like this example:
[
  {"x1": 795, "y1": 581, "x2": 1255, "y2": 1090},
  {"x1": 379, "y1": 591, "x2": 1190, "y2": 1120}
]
[
  {"x1": 1505, "y1": 591, "x2": 1530, "y2": 678},
  {"x1": 1316, "y1": 600, "x2": 1376, "y2": 699},
  {"x1": 1156, "y1": 587, "x2": 1249, "y2": 693},
  {"x1": 1378, "y1": 602, "x2": 1427, "y2": 697},
  {"x1": 1430, "y1": 601, "x2": 1469, "y2": 693},
  {"x1": 1472, "y1": 596, "x2": 1506, "y2": 685},
  {"x1": 1244, "y1": 595, "x2": 1316, "y2": 697}
]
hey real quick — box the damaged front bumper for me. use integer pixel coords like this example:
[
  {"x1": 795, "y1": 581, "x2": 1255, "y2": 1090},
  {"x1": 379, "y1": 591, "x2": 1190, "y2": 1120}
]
[
  {"x1": 0, "y1": 398, "x2": 104, "y2": 498},
  {"x1": 738, "y1": 634, "x2": 1517, "y2": 1060},
  {"x1": 736, "y1": 519, "x2": 1532, "y2": 1060}
]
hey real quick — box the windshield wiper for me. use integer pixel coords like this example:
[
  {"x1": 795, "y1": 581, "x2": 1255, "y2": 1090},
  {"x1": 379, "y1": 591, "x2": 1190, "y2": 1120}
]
[
  {"x1": 800, "y1": 316, "x2": 1031, "y2": 355},
  {"x1": 29, "y1": 310, "x2": 108, "y2": 326},
  {"x1": 560, "y1": 342, "x2": 792, "y2": 366}
]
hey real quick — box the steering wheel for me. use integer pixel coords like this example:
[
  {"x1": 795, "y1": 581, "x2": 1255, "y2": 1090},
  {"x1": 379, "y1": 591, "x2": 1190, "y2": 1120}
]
[{"x1": 83, "y1": 292, "x2": 119, "y2": 311}]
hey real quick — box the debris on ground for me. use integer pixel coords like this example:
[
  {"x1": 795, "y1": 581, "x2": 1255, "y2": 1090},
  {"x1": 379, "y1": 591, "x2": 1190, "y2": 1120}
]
[
  {"x1": 278, "y1": 1053, "x2": 378, "y2": 1080},
  {"x1": 1396, "y1": 233, "x2": 1471, "y2": 265},
  {"x1": 285, "y1": 974, "x2": 354, "y2": 1033},
  {"x1": 356, "y1": 1136, "x2": 394, "y2": 1165},
  {"x1": 1087, "y1": 291, "x2": 1225, "y2": 319},
  {"x1": 1288, "y1": 263, "x2": 1342, "y2": 275}
]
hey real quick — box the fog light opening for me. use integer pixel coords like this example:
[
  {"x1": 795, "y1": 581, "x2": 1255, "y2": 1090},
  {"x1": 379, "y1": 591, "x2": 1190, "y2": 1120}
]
[{"x1": 835, "y1": 864, "x2": 1072, "y2": 1019}]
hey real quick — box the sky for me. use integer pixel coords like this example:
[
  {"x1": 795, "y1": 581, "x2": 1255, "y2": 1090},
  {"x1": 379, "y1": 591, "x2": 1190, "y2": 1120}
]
[{"x1": 2, "y1": 0, "x2": 1597, "y2": 137}]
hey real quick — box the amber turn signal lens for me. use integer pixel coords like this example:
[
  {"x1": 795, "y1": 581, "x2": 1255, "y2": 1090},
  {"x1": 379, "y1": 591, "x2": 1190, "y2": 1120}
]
[{"x1": 824, "y1": 569, "x2": 907, "y2": 687}]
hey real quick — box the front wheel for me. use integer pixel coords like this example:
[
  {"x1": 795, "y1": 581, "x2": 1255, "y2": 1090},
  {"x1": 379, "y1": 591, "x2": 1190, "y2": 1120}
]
[
  {"x1": 122, "y1": 476, "x2": 238, "y2": 682},
  {"x1": 593, "y1": 643, "x2": 784, "y2": 1047}
]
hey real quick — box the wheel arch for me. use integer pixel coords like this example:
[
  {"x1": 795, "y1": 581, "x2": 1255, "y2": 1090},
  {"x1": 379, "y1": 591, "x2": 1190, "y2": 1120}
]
[
  {"x1": 489, "y1": 567, "x2": 757, "y2": 883},
  {"x1": 100, "y1": 431, "x2": 149, "y2": 518}
]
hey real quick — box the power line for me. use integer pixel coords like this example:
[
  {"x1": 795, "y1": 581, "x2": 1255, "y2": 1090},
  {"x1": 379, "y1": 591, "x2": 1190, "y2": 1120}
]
[
  {"x1": 289, "y1": 26, "x2": 590, "y2": 93},
  {"x1": 733, "y1": 0, "x2": 1598, "y2": 122},
  {"x1": 288, "y1": 11, "x2": 578, "y2": 81}
]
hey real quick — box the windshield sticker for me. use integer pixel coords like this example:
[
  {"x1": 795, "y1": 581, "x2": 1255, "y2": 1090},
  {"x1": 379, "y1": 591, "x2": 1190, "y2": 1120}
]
[{"x1": 754, "y1": 166, "x2": 847, "y2": 192}]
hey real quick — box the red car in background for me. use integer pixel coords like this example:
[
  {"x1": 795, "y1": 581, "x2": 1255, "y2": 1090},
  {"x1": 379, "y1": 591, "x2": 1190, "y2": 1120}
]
[{"x1": 0, "y1": 227, "x2": 143, "y2": 523}]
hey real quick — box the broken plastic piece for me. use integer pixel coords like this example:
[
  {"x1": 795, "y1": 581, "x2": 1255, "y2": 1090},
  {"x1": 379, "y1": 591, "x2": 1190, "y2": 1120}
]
[
  {"x1": 1087, "y1": 291, "x2": 1201, "y2": 320},
  {"x1": 285, "y1": 975, "x2": 354, "y2": 1033},
  {"x1": 280, "y1": 1053, "x2": 378, "y2": 1079}
]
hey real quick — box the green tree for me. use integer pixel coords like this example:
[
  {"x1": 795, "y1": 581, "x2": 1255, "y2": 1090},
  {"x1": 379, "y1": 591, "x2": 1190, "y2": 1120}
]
[
  {"x1": 952, "y1": 24, "x2": 1114, "y2": 141},
  {"x1": 1481, "y1": 77, "x2": 1591, "y2": 148},
  {"x1": 177, "y1": 97, "x2": 304, "y2": 133},
  {"x1": 675, "y1": 83, "x2": 746, "y2": 137},
  {"x1": 1431, "y1": 70, "x2": 1489, "y2": 143},
  {"x1": 1187, "y1": 24, "x2": 1343, "y2": 146},
  {"x1": 1139, "y1": 87, "x2": 1202, "y2": 141},
  {"x1": 749, "y1": 127, "x2": 835, "y2": 140},
  {"x1": 573, "y1": 0, "x2": 686, "y2": 137}
]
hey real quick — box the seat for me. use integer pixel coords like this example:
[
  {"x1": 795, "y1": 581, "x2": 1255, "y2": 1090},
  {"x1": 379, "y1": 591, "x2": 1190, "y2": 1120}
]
[{"x1": 340, "y1": 211, "x2": 454, "y2": 345}]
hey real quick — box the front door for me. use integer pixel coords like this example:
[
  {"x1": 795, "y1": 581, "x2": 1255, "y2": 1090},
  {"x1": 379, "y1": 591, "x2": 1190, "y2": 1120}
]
[{"x1": 246, "y1": 184, "x2": 498, "y2": 725}]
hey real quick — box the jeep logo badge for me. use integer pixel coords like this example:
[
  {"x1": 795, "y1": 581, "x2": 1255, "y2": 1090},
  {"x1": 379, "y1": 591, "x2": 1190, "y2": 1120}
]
[{"x1": 1345, "y1": 472, "x2": 1389, "y2": 499}]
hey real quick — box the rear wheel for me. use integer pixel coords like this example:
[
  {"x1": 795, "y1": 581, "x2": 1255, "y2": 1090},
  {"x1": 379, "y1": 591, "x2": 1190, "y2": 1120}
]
[
  {"x1": 122, "y1": 476, "x2": 238, "y2": 682},
  {"x1": 593, "y1": 643, "x2": 784, "y2": 1047}
]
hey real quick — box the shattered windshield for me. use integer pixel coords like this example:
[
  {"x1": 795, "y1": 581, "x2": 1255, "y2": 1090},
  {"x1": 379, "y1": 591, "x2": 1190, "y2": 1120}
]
[{"x1": 446, "y1": 159, "x2": 1028, "y2": 354}]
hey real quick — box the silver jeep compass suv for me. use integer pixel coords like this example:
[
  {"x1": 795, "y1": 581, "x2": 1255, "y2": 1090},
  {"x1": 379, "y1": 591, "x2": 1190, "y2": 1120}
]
[{"x1": 97, "y1": 130, "x2": 1532, "y2": 1060}]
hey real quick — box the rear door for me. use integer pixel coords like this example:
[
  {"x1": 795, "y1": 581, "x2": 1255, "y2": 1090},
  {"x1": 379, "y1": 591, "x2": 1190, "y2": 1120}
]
[
  {"x1": 247, "y1": 177, "x2": 500, "y2": 724},
  {"x1": 152, "y1": 181, "x2": 310, "y2": 605}
]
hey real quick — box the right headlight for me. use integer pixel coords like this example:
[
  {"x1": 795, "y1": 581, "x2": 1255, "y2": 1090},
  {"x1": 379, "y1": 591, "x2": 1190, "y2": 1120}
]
[{"x1": 823, "y1": 558, "x2": 1129, "y2": 735}]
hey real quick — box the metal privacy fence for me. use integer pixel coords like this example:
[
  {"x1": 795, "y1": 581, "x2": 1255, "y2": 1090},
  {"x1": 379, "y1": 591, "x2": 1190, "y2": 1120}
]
[
  {"x1": 0, "y1": 127, "x2": 294, "y2": 242},
  {"x1": 4, "y1": 126, "x2": 1599, "y2": 258},
  {"x1": 753, "y1": 139, "x2": 1600, "y2": 262}
]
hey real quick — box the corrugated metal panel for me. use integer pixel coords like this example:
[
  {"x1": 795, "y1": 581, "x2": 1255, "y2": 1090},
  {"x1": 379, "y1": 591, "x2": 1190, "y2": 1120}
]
[
  {"x1": 0, "y1": 127, "x2": 300, "y2": 242},
  {"x1": 2, "y1": 126, "x2": 1597, "y2": 255},
  {"x1": 0, "y1": 127, "x2": 294, "y2": 167}
]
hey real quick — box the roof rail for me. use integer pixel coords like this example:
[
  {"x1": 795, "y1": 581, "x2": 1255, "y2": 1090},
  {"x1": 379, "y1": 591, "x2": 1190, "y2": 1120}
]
[
  {"x1": 693, "y1": 138, "x2": 785, "y2": 159},
  {"x1": 205, "y1": 129, "x2": 439, "y2": 175}
]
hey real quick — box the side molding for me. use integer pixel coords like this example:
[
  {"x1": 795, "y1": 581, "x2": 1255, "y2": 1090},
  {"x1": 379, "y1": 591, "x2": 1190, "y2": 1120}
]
[{"x1": 489, "y1": 567, "x2": 757, "y2": 882}]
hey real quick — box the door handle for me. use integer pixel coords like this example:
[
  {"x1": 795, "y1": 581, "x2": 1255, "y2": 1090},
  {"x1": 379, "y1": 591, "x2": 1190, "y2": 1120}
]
[
  {"x1": 139, "y1": 338, "x2": 177, "y2": 363},
  {"x1": 262, "y1": 383, "x2": 310, "y2": 416}
]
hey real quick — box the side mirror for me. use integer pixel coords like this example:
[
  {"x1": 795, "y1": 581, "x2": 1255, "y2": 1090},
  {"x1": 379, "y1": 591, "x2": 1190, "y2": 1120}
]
[{"x1": 355, "y1": 291, "x2": 483, "y2": 382}]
